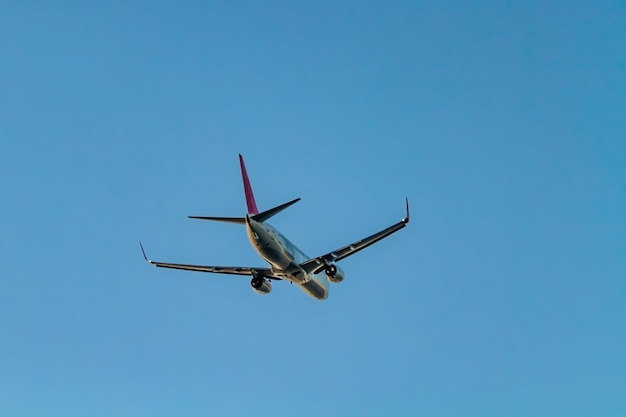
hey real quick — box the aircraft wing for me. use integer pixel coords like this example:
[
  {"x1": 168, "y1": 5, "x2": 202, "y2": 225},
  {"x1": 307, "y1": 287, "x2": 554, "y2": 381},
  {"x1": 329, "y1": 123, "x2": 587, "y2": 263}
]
[
  {"x1": 139, "y1": 242, "x2": 280, "y2": 279},
  {"x1": 299, "y1": 199, "x2": 410, "y2": 274}
]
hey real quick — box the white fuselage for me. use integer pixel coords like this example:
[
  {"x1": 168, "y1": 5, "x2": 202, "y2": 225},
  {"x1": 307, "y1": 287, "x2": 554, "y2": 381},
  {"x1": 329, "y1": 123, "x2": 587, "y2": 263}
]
[{"x1": 245, "y1": 216, "x2": 329, "y2": 300}]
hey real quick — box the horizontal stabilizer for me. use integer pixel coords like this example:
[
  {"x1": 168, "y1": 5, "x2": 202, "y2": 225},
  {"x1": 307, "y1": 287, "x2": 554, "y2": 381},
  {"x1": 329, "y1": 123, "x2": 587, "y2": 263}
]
[
  {"x1": 188, "y1": 216, "x2": 246, "y2": 224},
  {"x1": 252, "y1": 198, "x2": 301, "y2": 223},
  {"x1": 188, "y1": 198, "x2": 300, "y2": 224}
]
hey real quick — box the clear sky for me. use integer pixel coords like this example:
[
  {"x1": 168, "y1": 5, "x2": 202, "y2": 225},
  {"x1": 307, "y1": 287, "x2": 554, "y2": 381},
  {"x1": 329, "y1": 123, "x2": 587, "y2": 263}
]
[{"x1": 1, "y1": 1, "x2": 625, "y2": 416}]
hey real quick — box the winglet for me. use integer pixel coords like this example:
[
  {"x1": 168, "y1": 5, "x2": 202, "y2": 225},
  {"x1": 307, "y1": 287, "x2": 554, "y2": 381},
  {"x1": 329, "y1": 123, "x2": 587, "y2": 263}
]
[
  {"x1": 239, "y1": 154, "x2": 259, "y2": 215},
  {"x1": 403, "y1": 198, "x2": 410, "y2": 224},
  {"x1": 139, "y1": 241, "x2": 149, "y2": 262}
]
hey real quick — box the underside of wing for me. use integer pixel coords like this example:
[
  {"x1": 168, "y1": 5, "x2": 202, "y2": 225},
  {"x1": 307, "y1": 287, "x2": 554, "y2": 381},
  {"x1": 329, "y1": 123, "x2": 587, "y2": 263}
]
[
  {"x1": 139, "y1": 243, "x2": 280, "y2": 279},
  {"x1": 300, "y1": 198, "x2": 410, "y2": 274},
  {"x1": 147, "y1": 261, "x2": 276, "y2": 277}
]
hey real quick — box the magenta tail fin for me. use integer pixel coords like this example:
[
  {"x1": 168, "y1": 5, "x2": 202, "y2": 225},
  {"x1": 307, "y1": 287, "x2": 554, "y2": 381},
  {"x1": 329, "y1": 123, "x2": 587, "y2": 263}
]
[{"x1": 239, "y1": 154, "x2": 259, "y2": 215}]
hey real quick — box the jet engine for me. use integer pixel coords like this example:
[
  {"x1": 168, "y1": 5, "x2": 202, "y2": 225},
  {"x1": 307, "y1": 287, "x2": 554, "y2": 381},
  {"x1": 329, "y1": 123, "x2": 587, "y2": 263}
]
[
  {"x1": 251, "y1": 276, "x2": 272, "y2": 294},
  {"x1": 325, "y1": 264, "x2": 345, "y2": 283}
]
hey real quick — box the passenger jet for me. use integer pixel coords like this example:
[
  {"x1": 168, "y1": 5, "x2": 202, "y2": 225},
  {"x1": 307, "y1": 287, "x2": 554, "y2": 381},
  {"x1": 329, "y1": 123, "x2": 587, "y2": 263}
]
[{"x1": 140, "y1": 154, "x2": 409, "y2": 300}]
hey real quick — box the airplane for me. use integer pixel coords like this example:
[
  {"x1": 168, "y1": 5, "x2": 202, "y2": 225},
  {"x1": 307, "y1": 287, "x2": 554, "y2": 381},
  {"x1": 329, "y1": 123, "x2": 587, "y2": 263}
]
[{"x1": 139, "y1": 154, "x2": 410, "y2": 300}]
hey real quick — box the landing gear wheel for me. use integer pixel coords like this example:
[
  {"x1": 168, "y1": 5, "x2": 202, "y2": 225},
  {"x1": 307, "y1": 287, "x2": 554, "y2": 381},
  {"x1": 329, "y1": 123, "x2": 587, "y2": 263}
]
[{"x1": 325, "y1": 264, "x2": 337, "y2": 277}]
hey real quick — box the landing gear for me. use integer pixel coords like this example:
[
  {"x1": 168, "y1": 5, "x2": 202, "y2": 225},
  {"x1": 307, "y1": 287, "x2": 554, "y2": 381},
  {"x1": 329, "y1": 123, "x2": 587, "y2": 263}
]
[{"x1": 325, "y1": 264, "x2": 337, "y2": 277}]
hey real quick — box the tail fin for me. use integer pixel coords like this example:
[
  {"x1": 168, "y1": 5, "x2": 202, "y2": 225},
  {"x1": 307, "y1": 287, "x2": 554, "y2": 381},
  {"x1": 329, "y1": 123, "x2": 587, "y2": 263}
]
[{"x1": 239, "y1": 154, "x2": 259, "y2": 215}]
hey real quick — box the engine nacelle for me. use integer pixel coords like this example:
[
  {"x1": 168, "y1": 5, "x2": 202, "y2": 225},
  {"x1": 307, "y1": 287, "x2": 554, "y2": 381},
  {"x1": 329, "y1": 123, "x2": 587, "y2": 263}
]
[
  {"x1": 251, "y1": 276, "x2": 272, "y2": 295},
  {"x1": 325, "y1": 264, "x2": 345, "y2": 283}
]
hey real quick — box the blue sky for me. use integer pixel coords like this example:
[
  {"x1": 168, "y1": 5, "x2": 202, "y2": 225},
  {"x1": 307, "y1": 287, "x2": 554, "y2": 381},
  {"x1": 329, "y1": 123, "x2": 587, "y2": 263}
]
[{"x1": 1, "y1": 1, "x2": 625, "y2": 416}]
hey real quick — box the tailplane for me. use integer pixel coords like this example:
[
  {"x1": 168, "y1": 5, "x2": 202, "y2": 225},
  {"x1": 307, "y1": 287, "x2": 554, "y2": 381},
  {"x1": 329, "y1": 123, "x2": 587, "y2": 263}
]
[
  {"x1": 252, "y1": 198, "x2": 300, "y2": 223},
  {"x1": 189, "y1": 198, "x2": 300, "y2": 224},
  {"x1": 187, "y1": 215, "x2": 246, "y2": 224}
]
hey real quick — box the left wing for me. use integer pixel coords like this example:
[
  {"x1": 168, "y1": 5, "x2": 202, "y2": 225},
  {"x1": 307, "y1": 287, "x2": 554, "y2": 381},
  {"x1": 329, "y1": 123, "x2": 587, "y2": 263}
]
[
  {"x1": 299, "y1": 198, "x2": 410, "y2": 274},
  {"x1": 139, "y1": 242, "x2": 280, "y2": 279}
]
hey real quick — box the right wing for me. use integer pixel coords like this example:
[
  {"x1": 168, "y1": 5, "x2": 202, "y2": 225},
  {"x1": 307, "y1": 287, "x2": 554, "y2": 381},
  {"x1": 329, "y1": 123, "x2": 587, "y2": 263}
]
[
  {"x1": 139, "y1": 242, "x2": 280, "y2": 279},
  {"x1": 299, "y1": 198, "x2": 410, "y2": 274}
]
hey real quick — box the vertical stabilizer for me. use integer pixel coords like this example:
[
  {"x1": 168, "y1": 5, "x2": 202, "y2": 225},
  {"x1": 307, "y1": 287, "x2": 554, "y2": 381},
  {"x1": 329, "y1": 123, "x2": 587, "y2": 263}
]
[{"x1": 239, "y1": 154, "x2": 259, "y2": 215}]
